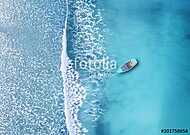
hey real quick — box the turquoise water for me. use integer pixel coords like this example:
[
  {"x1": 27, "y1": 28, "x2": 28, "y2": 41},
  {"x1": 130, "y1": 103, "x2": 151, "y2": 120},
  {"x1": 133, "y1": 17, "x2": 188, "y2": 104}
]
[
  {"x1": 96, "y1": 0, "x2": 190, "y2": 135},
  {"x1": 0, "y1": 0, "x2": 190, "y2": 135}
]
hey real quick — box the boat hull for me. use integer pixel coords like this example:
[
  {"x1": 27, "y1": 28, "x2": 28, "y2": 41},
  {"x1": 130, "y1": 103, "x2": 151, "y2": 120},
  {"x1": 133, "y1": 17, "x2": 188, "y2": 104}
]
[{"x1": 117, "y1": 59, "x2": 138, "y2": 73}]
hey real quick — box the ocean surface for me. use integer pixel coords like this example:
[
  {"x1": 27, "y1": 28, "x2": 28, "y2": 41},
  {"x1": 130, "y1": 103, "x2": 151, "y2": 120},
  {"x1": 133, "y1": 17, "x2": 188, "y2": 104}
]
[
  {"x1": 98, "y1": 0, "x2": 190, "y2": 135},
  {"x1": 0, "y1": 0, "x2": 190, "y2": 135}
]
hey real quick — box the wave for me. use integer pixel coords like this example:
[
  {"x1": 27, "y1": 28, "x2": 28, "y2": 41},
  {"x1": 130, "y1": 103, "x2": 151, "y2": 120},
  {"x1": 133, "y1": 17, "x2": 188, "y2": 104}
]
[
  {"x1": 67, "y1": 0, "x2": 114, "y2": 126},
  {"x1": 60, "y1": 0, "x2": 87, "y2": 134},
  {"x1": 61, "y1": 0, "x2": 114, "y2": 134}
]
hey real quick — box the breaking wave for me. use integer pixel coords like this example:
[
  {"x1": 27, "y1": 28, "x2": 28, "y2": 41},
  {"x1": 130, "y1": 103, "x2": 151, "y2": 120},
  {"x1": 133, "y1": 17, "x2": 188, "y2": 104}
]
[
  {"x1": 60, "y1": 0, "x2": 87, "y2": 134},
  {"x1": 61, "y1": 0, "x2": 114, "y2": 134},
  {"x1": 0, "y1": 0, "x2": 113, "y2": 134}
]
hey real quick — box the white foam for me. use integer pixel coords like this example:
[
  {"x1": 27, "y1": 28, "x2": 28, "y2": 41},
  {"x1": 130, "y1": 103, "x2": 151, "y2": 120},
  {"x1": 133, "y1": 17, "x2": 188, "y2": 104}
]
[
  {"x1": 60, "y1": 0, "x2": 114, "y2": 134},
  {"x1": 60, "y1": 0, "x2": 87, "y2": 134},
  {"x1": 70, "y1": 0, "x2": 111, "y2": 124}
]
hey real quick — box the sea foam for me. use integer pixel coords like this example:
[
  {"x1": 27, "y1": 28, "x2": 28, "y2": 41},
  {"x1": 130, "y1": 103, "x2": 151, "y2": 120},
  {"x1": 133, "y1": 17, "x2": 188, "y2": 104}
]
[
  {"x1": 60, "y1": 0, "x2": 87, "y2": 134},
  {"x1": 61, "y1": 0, "x2": 114, "y2": 134},
  {"x1": 67, "y1": 0, "x2": 112, "y2": 125}
]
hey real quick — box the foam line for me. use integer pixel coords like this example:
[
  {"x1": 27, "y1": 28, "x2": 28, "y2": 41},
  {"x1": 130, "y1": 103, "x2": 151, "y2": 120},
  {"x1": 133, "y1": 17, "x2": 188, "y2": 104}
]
[{"x1": 60, "y1": 0, "x2": 87, "y2": 134}]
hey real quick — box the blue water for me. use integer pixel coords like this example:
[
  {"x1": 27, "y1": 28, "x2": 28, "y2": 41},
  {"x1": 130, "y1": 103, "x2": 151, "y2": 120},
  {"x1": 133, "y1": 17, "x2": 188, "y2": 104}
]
[
  {"x1": 96, "y1": 0, "x2": 190, "y2": 135},
  {"x1": 0, "y1": 0, "x2": 67, "y2": 134},
  {"x1": 0, "y1": 0, "x2": 190, "y2": 135}
]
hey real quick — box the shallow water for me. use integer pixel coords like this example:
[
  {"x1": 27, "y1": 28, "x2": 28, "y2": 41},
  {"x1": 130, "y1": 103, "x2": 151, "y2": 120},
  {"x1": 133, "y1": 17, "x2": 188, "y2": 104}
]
[
  {"x1": 1, "y1": 0, "x2": 190, "y2": 135},
  {"x1": 96, "y1": 0, "x2": 190, "y2": 135},
  {"x1": 0, "y1": 0, "x2": 67, "y2": 134}
]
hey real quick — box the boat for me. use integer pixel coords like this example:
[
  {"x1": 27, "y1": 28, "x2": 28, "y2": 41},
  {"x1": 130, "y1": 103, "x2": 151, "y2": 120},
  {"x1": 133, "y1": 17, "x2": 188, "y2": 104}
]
[{"x1": 117, "y1": 58, "x2": 138, "y2": 73}]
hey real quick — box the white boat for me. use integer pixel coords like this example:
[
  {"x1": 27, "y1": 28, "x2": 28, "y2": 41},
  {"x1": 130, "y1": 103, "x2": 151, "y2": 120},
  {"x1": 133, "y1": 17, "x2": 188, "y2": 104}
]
[{"x1": 117, "y1": 58, "x2": 138, "y2": 73}]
